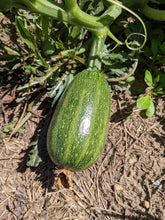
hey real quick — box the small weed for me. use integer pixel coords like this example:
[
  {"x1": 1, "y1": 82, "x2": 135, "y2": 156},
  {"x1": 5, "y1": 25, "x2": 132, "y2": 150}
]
[{"x1": 136, "y1": 70, "x2": 165, "y2": 117}]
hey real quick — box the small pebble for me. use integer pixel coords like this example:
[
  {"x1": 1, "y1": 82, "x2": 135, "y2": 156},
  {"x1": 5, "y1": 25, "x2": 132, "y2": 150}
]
[
  {"x1": 114, "y1": 184, "x2": 123, "y2": 191},
  {"x1": 142, "y1": 200, "x2": 150, "y2": 209}
]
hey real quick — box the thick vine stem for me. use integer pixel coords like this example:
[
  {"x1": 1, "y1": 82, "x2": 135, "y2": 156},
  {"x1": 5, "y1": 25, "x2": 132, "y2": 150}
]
[
  {"x1": 140, "y1": 4, "x2": 165, "y2": 21},
  {"x1": 9, "y1": 0, "x2": 123, "y2": 45},
  {"x1": 100, "y1": 4, "x2": 122, "y2": 25},
  {"x1": 21, "y1": 0, "x2": 69, "y2": 22},
  {"x1": 88, "y1": 34, "x2": 107, "y2": 71},
  {"x1": 22, "y1": 0, "x2": 106, "y2": 34},
  {"x1": 64, "y1": 0, "x2": 123, "y2": 37},
  {"x1": 24, "y1": 0, "x2": 123, "y2": 38},
  {"x1": 63, "y1": 0, "x2": 106, "y2": 34}
]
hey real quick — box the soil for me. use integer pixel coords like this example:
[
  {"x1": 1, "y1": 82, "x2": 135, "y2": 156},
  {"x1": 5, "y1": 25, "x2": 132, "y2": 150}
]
[{"x1": 0, "y1": 13, "x2": 165, "y2": 220}]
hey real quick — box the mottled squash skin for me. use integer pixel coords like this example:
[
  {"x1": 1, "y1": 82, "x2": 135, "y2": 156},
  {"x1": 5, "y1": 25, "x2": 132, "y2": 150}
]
[{"x1": 47, "y1": 69, "x2": 110, "y2": 171}]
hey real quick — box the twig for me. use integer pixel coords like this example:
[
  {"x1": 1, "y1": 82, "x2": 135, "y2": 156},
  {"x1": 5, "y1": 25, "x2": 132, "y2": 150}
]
[
  {"x1": 116, "y1": 93, "x2": 128, "y2": 150},
  {"x1": 131, "y1": 117, "x2": 165, "y2": 148},
  {"x1": 107, "y1": 59, "x2": 138, "y2": 83},
  {"x1": 72, "y1": 180, "x2": 91, "y2": 206},
  {"x1": 76, "y1": 200, "x2": 96, "y2": 218},
  {"x1": 90, "y1": 206, "x2": 122, "y2": 215},
  {"x1": 83, "y1": 180, "x2": 95, "y2": 202},
  {"x1": 96, "y1": 147, "x2": 113, "y2": 204},
  {"x1": 72, "y1": 188, "x2": 91, "y2": 207},
  {"x1": 0, "y1": 195, "x2": 11, "y2": 206},
  {"x1": 115, "y1": 91, "x2": 129, "y2": 183}
]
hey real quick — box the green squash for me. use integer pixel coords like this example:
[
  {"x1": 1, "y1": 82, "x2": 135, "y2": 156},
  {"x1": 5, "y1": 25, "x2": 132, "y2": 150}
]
[{"x1": 47, "y1": 69, "x2": 110, "y2": 171}]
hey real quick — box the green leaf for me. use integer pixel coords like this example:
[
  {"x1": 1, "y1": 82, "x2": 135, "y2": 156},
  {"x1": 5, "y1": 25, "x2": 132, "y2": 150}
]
[
  {"x1": 144, "y1": 70, "x2": 153, "y2": 87},
  {"x1": 124, "y1": 115, "x2": 135, "y2": 123},
  {"x1": 3, "y1": 45, "x2": 20, "y2": 56},
  {"x1": 15, "y1": 16, "x2": 47, "y2": 66},
  {"x1": 3, "y1": 120, "x2": 17, "y2": 133},
  {"x1": 151, "y1": 29, "x2": 164, "y2": 57},
  {"x1": 156, "y1": 91, "x2": 165, "y2": 94},
  {"x1": 0, "y1": 54, "x2": 19, "y2": 62},
  {"x1": 27, "y1": 143, "x2": 42, "y2": 167},
  {"x1": 151, "y1": 39, "x2": 158, "y2": 57},
  {"x1": 146, "y1": 99, "x2": 155, "y2": 117},
  {"x1": 160, "y1": 41, "x2": 165, "y2": 53},
  {"x1": 159, "y1": 73, "x2": 165, "y2": 87},
  {"x1": 153, "y1": 74, "x2": 160, "y2": 84},
  {"x1": 152, "y1": 92, "x2": 158, "y2": 96},
  {"x1": 51, "y1": 74, "x2": 74, "y2": 106},
  {"x1": 40, "y1": 15, "x2": 49, "y2": 39},
  {"x1": 70, "y1": 26, "x2": 82, "y2": 39},
  {"x1": 15, "y1": 16, "x2": 36, "y2": 51},
  {"x1": 43, "y1": 40, "x2": 55, "y2": 56},
  {"x1": 126, "y1": 76, "x2": 135, "y2": 83},
  {"x1": 136, "y1": 94, "x2": 151, "y2": 110}
]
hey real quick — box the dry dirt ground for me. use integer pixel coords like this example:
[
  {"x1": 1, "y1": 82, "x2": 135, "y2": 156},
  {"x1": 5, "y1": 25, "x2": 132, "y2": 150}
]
[
  {"x1": 0, "y1": 12, "x2": 165, "y2": 220},
  {"x1": 0, "y1": 89, "x2": 165, "y2": 220}
]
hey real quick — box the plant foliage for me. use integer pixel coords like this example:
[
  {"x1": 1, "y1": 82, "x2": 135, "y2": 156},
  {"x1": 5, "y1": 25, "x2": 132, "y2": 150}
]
[{"x1": 0, "y1": 0, "x2": 165, "y2": 166}]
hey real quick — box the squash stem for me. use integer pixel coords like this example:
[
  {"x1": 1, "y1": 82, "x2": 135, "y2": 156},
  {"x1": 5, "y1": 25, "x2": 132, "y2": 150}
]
[
  {"x1": 18, "y1": 0, "x2": 106, "y2": 33},
  {"x1": 20, "y1": 0, "x2": 69, "y2": 22},
  {"x1": 63, "y1": 0, "x2": 106, "y2": 33},
  {"x1": 87, "y1": 34, "x2": 106, "y2": 71},
  {"x1": 19, "y1": 0, "x2": 122, "y2": 36}
]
